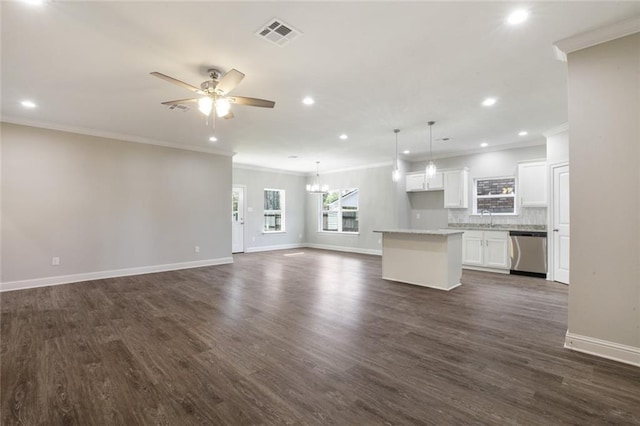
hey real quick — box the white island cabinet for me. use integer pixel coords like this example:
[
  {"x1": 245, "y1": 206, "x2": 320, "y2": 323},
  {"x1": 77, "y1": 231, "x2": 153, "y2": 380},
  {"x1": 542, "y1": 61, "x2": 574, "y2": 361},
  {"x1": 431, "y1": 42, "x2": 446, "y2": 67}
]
[{"x1": 373, "y1": 229, "x2": 464, "y2": 291}]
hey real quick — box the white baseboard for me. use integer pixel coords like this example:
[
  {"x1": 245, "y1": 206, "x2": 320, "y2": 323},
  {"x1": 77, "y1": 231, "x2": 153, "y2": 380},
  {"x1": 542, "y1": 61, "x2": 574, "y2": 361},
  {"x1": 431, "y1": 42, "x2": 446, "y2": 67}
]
[
  {"x1": 462, "y1": 265, "x2": 510, "y2": 274},
  {"x1": 244, "y1": 243, "x2": 305, "y2": 253},
  {"x1": 0, "y1": 257, "x2": 234, "y2": 292},
  {"x1": 305, "y1": 243, "x2": 382, "y2": 256},
  {"x1": 564, "y1": 331, "x2": 640, "y2": 367}
]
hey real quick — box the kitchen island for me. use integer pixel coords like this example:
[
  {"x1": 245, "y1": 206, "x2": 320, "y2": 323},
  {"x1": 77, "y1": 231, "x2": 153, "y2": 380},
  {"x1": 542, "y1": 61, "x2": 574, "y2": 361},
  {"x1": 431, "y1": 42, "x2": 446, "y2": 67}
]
[{"x1": 373, "y1": 229, "x2": 464, "y2": 291}]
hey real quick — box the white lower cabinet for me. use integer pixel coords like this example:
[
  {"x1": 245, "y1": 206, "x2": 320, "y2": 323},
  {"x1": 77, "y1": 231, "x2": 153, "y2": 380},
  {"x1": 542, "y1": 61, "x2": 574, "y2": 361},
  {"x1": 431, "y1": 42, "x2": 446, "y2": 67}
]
[{"x1": 462, "y1": 230, "x2": 510, "y2": 271}]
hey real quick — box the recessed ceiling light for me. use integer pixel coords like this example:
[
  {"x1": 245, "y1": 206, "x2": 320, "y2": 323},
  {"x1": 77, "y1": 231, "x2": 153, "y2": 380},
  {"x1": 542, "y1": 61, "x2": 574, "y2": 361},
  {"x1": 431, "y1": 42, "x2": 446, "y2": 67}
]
[
  {"x1": 518, "y1": 131, "x2": 528, "y2": 136},
  {"x1": 481, "y1": 142, "x2": 489, "y2": 148},
  {"x1": 209, "y1": 136, "x2": 218, "y2": 142},
  {"x1": 507, "y1": 9, "x2": 529, "y2": 25},
  {"x1": 22, "y1": 0, "x2": 46, "y2": 5},
  {"x1": 302, "y1": 96, "x2": 314, "y2": 105},
  {"x1": 339, "y1": 134, "x2": 348, "y2": 140},
  {"x1": 21, "y1": 100, "x2": 36, "y2": 108},
  {"x1": 403, "y1": 150, "x2": 410, "y2": 155},
  {"x1": 482, "y1": 98, "x2": 497, "y2": 107}
]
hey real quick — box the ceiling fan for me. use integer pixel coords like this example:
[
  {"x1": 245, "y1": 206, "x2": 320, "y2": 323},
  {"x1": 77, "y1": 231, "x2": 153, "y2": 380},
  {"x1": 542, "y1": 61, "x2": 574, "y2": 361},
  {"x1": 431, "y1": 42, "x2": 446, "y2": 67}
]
[{"x1": 150, "y1": 68, "x2": 275, "y2": 120}]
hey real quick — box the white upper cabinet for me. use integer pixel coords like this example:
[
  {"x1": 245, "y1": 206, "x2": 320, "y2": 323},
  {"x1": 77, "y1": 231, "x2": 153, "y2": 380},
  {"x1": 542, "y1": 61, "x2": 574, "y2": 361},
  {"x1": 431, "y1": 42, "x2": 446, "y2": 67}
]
[
  {"x1": 406, "y1": 171, "x2": 443, "y2": 192},
  {"x1": 406, "y1": 172, "x2": 425, "y2": 191},
  {"x1": 443, "y1": 169, "x2": 469, "y2": 208},
  {"x1": 425, "y1": 172, "x2": 444, "y2": 190},
  {"x1": 518, "y1": 161, "x2": 547, "y2": 207}
]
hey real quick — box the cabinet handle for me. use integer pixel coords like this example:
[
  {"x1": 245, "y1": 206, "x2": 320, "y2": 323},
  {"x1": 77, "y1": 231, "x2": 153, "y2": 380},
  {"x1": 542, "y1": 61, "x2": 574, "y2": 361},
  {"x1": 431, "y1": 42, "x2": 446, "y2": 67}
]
[{"x1": 553, "y1": 229, "x2": 559, "y2": 232}]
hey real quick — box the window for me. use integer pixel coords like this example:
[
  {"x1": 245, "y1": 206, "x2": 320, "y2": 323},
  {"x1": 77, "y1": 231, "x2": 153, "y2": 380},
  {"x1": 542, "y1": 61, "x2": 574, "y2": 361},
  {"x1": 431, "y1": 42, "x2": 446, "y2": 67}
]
[
  {"x1": 474, "y1": 177, "x2": 516, "y2": 215},
  {"x1": 263, "y1": 189, "x2": 285, "y2": 232},
  {"x1": 320, "y1": 188, "x2": 359, "y2": 233}
]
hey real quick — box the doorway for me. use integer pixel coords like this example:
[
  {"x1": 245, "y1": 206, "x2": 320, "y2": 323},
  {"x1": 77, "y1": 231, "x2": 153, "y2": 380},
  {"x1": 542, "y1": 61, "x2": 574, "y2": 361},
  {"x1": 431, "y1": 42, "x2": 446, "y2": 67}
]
[
  {"x1": 232, "y1": 186, "x2": 245, "y2": 253},
  {"x1": 551, "y1": 163, "x2": 570, "y2": 284}
]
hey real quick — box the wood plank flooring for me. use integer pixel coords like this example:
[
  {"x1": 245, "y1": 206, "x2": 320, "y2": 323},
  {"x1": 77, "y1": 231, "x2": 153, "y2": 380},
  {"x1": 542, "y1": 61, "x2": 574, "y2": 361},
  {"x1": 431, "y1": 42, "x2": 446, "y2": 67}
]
[{"x1": 2, "y1": 248, "x2": 640, "y2": 425}]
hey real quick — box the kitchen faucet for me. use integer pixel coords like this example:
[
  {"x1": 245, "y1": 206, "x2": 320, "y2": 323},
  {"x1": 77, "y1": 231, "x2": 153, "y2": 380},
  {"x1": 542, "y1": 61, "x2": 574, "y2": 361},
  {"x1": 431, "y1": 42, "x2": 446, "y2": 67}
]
[{"x1": 481, "y1": 209, "x2": 493, "y2": 228}]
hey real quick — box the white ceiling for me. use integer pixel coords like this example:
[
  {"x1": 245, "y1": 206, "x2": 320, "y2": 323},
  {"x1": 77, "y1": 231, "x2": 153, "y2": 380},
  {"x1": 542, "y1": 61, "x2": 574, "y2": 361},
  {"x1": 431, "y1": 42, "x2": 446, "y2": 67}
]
[{"x1": 2, "y1": 1, "x2": 639, "y2": 173}]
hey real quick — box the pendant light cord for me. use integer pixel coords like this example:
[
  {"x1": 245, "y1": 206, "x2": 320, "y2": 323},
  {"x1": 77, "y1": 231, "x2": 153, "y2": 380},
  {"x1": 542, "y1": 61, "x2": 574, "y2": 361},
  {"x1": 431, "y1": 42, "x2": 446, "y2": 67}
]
[
  {"x1": 428, "y1": 121, "x2": 435, "y2": 161},
  {"x1": 394, "y1": 129, "x2": 400, "y2": 169}
]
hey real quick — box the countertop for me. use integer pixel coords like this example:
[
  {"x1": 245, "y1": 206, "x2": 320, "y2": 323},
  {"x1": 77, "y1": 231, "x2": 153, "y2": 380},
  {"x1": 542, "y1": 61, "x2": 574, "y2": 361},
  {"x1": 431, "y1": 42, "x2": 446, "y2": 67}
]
[
  {"x1": 446, "y1": 224, "x2": 547, "y2": 232},
  {"x1": 373, "y1": 229, "x2": 464, "y2": 236}
]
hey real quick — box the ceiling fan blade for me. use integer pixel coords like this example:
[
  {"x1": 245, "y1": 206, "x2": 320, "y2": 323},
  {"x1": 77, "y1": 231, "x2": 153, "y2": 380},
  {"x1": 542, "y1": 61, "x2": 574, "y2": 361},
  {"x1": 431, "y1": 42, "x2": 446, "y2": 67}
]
[
  {"x1": 150, "y1": 72, "x2": 204, "y2": 95},
  {"x1": 223, "y1": 111, "x2": 235, "y2": 120},
  {"x1": 228, "y1": 96, "x2": 275, "y2": 108},
  {"x1": 215, "y1": 69, "x2": 245, "y2": 95},
  {"x1": 160, "y1": 98, "x2": 200, "y2": 105}
]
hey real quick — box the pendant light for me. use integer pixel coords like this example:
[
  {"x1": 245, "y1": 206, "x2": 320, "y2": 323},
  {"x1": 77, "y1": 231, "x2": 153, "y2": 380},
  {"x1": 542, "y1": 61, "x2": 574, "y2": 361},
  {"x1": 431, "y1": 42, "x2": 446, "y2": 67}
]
[
  {"x1": 392, "y1": 129, "x2": 401, "y2": 182},
  {"x1": 426, "y1": 121, "x2": 437, "y2": 178},
  {"x1": 306, "y1": 161, "x2": 329, "y2": 194}
]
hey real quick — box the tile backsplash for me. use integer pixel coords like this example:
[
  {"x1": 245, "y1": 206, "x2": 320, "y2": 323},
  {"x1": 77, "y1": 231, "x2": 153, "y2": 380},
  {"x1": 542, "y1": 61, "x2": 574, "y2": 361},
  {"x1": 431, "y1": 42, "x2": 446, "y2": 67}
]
[{"x1": 448, "y1": 207, "x2": 547, "y2": 227}]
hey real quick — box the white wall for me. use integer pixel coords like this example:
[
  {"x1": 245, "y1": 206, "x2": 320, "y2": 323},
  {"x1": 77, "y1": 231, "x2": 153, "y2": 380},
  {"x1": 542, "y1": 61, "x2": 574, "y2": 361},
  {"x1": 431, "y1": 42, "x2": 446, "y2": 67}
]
[
  {"x1": 408, "y1": 191, "x2": 449, "y2": 229},
  {"x1": 410, "y1": 144, "x2": 548, "y2": 227},
  {"x1": 304, "y1": 164, "x2": 397, "y2": 255},
  {"x1": 565, "y1": 33, "x2": 640, "y2": 362},
  {"x1": 546, "y1": 129, "x2": 569, "y2": 166},
  {"x1": 232, "y1": 166, "x2": 307, "y2": 252},
  {"x1": 1, "y1": 123, "x2": 232, "y2": 288}
]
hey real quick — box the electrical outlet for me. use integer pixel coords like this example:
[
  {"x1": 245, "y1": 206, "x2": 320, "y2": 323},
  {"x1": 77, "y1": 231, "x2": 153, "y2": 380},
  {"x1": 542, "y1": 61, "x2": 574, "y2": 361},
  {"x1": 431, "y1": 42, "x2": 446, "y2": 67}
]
[
  {"x1": 378, "y1": 239, "x2": 381, "y2": 244},
  {"x1": 194, "y1": 246, "x2": 200, "y2": 253},
  {"x1": 416, "y1": 212, "x2": 421, "y2": 219},
  {"x1": 252, "y1": 236, "x2": 256, "y2": 242},
  {"x1": 51, "y1": 257, "x2": 60, "y2": 266}
]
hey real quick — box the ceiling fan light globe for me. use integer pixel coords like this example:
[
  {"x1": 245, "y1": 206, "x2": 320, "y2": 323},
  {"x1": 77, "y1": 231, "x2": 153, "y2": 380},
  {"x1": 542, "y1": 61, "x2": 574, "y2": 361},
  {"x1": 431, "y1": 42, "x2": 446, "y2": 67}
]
[
  {"x1": 216, "y1": 98, "x2": 231, "y2": 117},
  {"x1": 198, "y1": 97, "x2": 213, "y2": 116},
  {"x1": 426, "y1": 161, "x2": 437, "y2": 178}
]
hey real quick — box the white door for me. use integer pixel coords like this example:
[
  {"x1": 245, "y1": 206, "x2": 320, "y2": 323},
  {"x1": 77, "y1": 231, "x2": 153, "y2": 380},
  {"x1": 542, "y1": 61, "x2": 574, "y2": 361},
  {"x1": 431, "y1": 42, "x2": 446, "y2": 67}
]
[
  {"x1": 552, "y1": 165, "x2": 570, "y2": 284},
  {"x1": 232, "y1": 186, "x2": 245, "y2": 253}
]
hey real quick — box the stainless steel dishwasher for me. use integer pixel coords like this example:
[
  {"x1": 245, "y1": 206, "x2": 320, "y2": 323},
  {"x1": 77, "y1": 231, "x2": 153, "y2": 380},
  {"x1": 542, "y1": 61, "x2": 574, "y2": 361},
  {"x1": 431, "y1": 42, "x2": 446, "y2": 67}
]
[{"x1": 509, "y1": 231, "x2": 547, "y2": 278}]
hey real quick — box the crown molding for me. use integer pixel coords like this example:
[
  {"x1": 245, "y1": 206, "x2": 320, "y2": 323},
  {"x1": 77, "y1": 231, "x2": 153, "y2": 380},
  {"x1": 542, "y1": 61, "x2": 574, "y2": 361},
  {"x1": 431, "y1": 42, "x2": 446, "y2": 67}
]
[
  {"x1": 410, "y1": 139, "x2": 546, "y2": 164},
  {"x1": 1, "y1": 117, "x2": 235, "y2": 157},
  {"x1": 320, "y1": 161, "x2": 393, "y2": 176},
  {"x1": 234, "y1": 160, "x2": 394, "y2": 176},
  {"x1": 232, "y1": 163, "x2": 307, "y2": 176},
  {"x1": 543, "y1": 123, "x2": 569, "y2": 138},
  {"x1": 554, "y1": 15, "x2": 640, "y2": 57}
]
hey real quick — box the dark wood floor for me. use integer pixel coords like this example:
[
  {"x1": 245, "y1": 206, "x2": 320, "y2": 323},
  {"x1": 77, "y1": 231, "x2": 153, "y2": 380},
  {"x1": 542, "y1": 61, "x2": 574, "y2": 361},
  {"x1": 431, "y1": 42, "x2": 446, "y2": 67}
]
[{"x1": 2, "y1": 249, "x2": 640, "y2": 425}]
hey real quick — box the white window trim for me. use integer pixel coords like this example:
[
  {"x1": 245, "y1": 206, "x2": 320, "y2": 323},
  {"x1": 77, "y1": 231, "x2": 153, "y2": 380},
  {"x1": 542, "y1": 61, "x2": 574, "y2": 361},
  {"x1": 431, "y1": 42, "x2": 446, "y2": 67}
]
[
  {"x1": 263, "y1": 188, "x2": 286, "y2": 233},
  {"x1": 317, "y1": 189, "x2": 360, "y2": 233},
  {"x1": 472, "y1": 176, "x2": 518, "y2": 216}
]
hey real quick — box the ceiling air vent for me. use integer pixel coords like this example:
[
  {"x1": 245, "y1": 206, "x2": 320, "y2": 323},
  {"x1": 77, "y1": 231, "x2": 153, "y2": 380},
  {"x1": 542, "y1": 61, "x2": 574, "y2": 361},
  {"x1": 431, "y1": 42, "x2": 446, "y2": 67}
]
[
  {"x1": 165, "y1": 104, "x2": 189, "y2": 112},
  {"x1": 255, "y1": 18, "x2": 302, "y2": 47}
]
